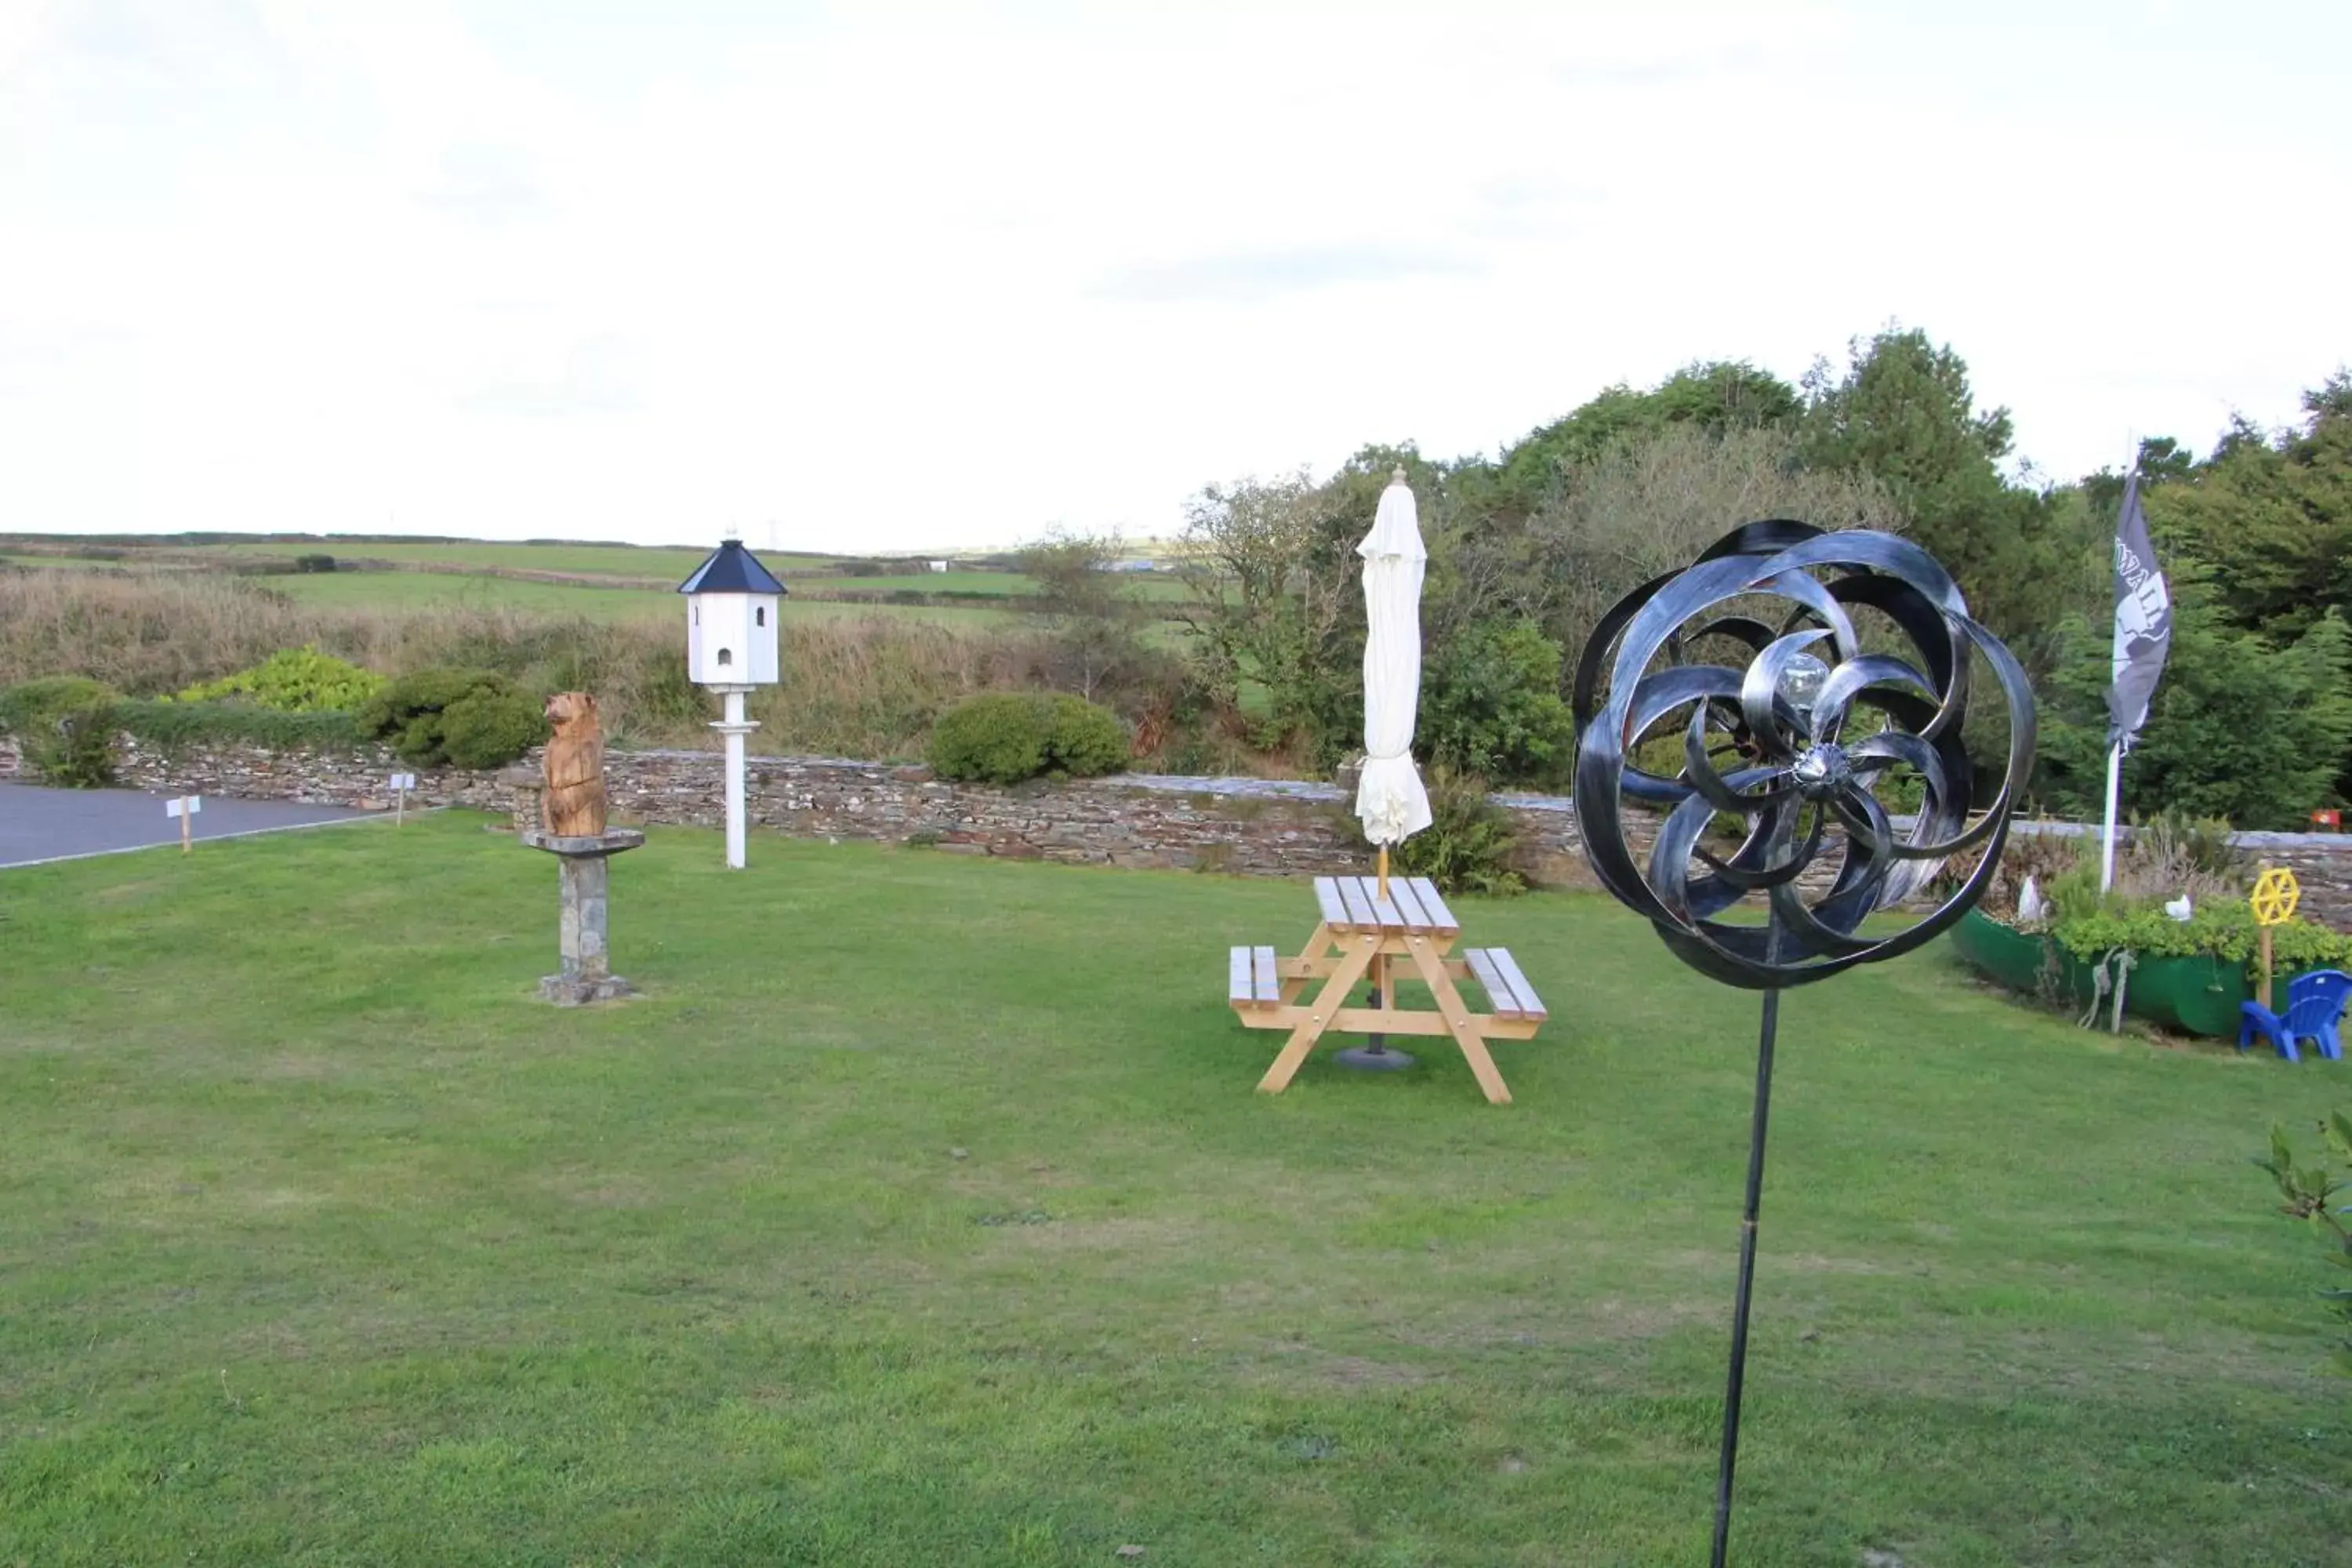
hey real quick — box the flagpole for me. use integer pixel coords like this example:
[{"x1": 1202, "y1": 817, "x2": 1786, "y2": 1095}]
[{"x1": 2100, "y1": 742, "x2": 2122, "y2": 893}]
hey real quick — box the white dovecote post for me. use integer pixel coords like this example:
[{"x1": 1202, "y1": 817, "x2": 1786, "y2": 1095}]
[{"x1": 678, "y1": 532, "x2": 786, "y2": 869}]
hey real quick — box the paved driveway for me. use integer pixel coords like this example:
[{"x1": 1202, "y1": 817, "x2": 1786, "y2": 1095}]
[{"x1": 0, "y1": 782, "x2": 381, "y2": 869}]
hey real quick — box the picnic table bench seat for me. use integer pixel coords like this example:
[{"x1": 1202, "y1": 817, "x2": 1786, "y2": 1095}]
[
  {"x1": 1227, "y1": 945, "x2": 1282, "y2": 1011},
  {"x1": 1461, "y1": 947, "x2": 1546, "y2": 1022}
]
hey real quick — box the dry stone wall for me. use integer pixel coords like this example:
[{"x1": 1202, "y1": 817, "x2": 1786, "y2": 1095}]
[{"x1": 5, "y1": 733, "x2": 2350, "y2": 926}]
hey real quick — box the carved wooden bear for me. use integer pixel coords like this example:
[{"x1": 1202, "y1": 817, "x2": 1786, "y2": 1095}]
[{"x1": 542, "y1": 691, "x2": 608, "y2": 837}]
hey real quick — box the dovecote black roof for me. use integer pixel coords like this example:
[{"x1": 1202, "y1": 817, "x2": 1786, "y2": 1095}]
[{"x1": 677, "y1": 539, "x2": 787, "y2": 596}]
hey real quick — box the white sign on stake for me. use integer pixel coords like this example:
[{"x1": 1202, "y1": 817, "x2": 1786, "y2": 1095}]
[{"x1": 390, "y1": 772, "x2": 416, "y2": 826}]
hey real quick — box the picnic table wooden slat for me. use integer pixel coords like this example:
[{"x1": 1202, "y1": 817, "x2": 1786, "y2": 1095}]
[
  {"x1": 1252, "y1": 945, "x2": 1281, "y2": 1005},
  {"x1": 1406, "y1": 877, "x2": 1460, "y2": 936},
  {"x1": 1229, "y1": 945, "x2": 1254, "y2": 1004},
  {"x1": 1385, "y1": 877, "x2": 1434, "y2": 931},
  {"x1": 1335, "y1": 877, "x2": 1381, "y2": 932},
  {"x1": 1315, "y1": 877, "x2": 1355, "y2": 931},
  {"x1": 1465, "y1": 948, "x2": 1525, "y2": 1020},
  {"x1": 1353, "y1": 877, "x2": 1409, "y2": 932},
  {"x1": 1486, "y1": 947, "x2": 1545, "y2": 1021}
]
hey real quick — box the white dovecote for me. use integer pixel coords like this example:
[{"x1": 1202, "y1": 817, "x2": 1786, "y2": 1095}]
[{"x1": 678, "y1": 538, "x2": 786, "y2": 688}]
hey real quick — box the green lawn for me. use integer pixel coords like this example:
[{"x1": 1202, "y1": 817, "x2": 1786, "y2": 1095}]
[{"x1": 2, "y1": 818, "x2": 2345, "y2": 1565}]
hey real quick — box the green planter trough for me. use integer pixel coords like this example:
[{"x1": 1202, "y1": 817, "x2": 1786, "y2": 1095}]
[{"x1": 1948, "y1": 909, "x2": 2319, "y2": 1038}]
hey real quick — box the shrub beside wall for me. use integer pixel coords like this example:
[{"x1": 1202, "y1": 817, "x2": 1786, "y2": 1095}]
[
  {"x1": 0, "y1": 674, "x2": 393, "y2": 785},
  {"x1": 173, "y1": 646, "x2": 384, "y2": 712},
  {"x1": 0, "y1": 675, "x2": 122, "y2": 787},
  {"x1": 357, "y1": 669, "x2": 549, "y2": 771},
  {"x1": 927, "y1": 693, "x2": 1130, "y2": 785}
]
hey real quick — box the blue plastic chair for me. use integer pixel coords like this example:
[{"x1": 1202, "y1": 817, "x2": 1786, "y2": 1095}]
[{"x1": 2238, "y1": 969, "x2": 2351, "y2": 1063}]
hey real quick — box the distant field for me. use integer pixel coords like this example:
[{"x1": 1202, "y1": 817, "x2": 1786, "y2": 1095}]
[
  {"x1": 815, "y1": 571, "x2": 1187, "y2": 603},
  {"x1": 262, "y1": 569, "x2": 1022, "y2": 629},
  {"x1": 3, "y1": 538, "x2": 1190, "y2": 615},
  {"x1": 201, "y1": 541, "x2": 786, "y2": 580},
  {"x1": 818, "y1": 572, "x2": 1036, "y2": 597},
  {"x1": 261, "y1": 570, "x2": 673, "y2": 619}
]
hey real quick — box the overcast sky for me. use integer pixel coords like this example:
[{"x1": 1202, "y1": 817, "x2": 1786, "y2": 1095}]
[{"x1": 5, "y1": 1, "x2": 2346, "y2": 553}]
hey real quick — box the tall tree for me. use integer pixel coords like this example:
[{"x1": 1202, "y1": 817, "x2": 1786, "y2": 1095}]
[
  {"x1": 1798, "y1": 328, "x2": 2088, "y2": 655},
  {"x1": 1486, "y1": 360, "x2": 1802, "y2": 521},
  {"x1": 1014, "y1": 529, "x2": 1149, "y2": 704},
  {"x1": 2035, "y1": 599, "x2": 2352, "y2": 829},
  {"x1": 2147, "y1": 375, "x2": 2352, "y2": 644}
]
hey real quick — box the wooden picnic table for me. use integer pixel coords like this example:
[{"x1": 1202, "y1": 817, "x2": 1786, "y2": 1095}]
[{"x1": 1229, "y1": 875, "x2": 1547, "y2": 1105}]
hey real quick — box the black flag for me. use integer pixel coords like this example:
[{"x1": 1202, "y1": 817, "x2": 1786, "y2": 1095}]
[{"x1": 2107, "y1": 474, "x2": 2172, "y2": 752}]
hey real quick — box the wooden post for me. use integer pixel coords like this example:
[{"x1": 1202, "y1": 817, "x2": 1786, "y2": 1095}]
[
  {"x1": 1376, "y1": 844, "x2": 1389, "y2": 902},
  {"x1": 2249, "y1": 864, "x2": 2300, "y2": 1013},
  {"x1": 180, "y1": 800, "x2": 192, "y2": 854}
]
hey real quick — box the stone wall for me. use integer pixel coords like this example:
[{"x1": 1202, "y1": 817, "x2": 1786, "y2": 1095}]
[{"x1": 5, "y1": 732, "x2": 2350, "y2": 925}]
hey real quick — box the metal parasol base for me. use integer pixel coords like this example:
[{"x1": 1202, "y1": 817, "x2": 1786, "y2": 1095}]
[{"x1": 1336, "y1": 956, "x2": 1414, "y2": 1070}]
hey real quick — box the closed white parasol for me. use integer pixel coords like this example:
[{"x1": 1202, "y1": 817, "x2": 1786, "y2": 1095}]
[{"x1": 1356, "y1": 466, "x2": 1432, "y2": 872}]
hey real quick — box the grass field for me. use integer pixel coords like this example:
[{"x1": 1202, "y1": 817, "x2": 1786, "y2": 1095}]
[
  {"x1": 0, "y1": 552, "x2": 110, "y2": 569},
  {"x1": 815, "y1": 572, "x2": 1036, "y2": 596},
  {"x1": 201, "y1": 542, "x2": 830, "y2": 580},
  {"x1": 2, "y1": 818, "x2": 2344, "y2": 1565},
  {"x1": 258, "y1": 570, "x2": 1023, "y2": 630},
  {"x1": 816, "y1": 572, "x2": 1189, "y2": 603},
  {"x1": 5, "y1": 540, "x2": 1192, "y2": 622}
]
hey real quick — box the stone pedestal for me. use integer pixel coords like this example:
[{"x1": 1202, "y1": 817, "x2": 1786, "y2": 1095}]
[{"x1": 519, "y1": 828, "x2": 646, "y2": 1004}]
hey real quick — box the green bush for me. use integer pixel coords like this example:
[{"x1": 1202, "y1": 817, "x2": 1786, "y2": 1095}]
[
  {"x1": 174, "y1": 646, "x2": 384, "y2": 713},
  {"x1": 1367, "y1": 766, "x2": 1528, "y2": 897},
  {"x1": 1041, "y1": 694, "x2": 1130, "y2": 778},
  {"x1": 41, "y1": 704, "x2": 118, "y2": 788},
  {"x1": 115, "y1": 699, "x2": 366, "y2": 753},
  {"x1": 929, "y1": 694, "x2": 1045, "y2": 783},
  {"x1": 1418, "y1": 616, "x2": 1577, "y2": 787},
  {"x1": 0, "y1": 675, "x2": 118, "y2": 736},
  {"x1": 441, "y1": 691, "x2": 554, "y2": 770},
  {"x1": 0, "y1": 677, "x2": 122, "y2": 787},
  {"x1": 927, "y1": 693, "x2": 1131, "y2": 785},
  {"x1": 358, "y1": 668, "x2": 547, "y2": 769}
]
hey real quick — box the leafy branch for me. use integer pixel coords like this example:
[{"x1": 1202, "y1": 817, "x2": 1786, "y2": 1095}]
[{"x1": 2257, "y1": 1110, "x2": 2352, "y2": 1372}]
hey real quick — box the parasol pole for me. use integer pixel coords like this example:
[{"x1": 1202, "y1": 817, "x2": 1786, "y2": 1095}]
[{"x1": 1370, "y1": 842, "x2": 1391, "y2": 1049}]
